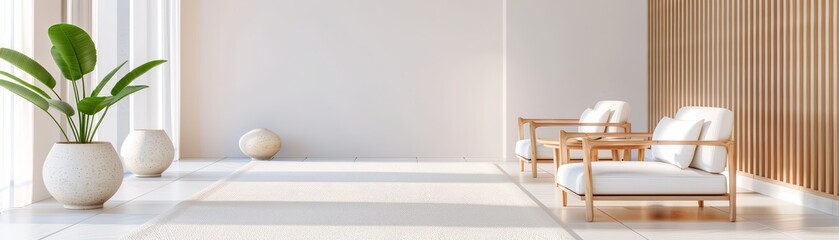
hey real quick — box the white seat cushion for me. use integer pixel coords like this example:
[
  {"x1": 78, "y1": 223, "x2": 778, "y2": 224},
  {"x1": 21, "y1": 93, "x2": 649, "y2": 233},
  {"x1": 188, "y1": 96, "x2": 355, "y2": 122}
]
[
  {"x1": 515, "y1": 139, "x2": 613, "y2": 160},
  {"x1": 515, "y1": 139, "x2": 554, "y2": 160},
  {"x1": 651, "y1": 117, "x2": 704, "y2": 169},
  {"x1": 556, "y1": 161, "x2": 727, "y2": 195}
]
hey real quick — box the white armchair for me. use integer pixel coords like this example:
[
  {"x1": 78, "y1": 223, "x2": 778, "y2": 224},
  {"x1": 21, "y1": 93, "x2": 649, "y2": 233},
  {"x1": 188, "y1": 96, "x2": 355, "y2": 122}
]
[
  {"x1": 555, "y1": 107, "x2": 736, "y2": 222},
  {"x1": 516, "y1": 101, "x2": 631, "y2": 178}
]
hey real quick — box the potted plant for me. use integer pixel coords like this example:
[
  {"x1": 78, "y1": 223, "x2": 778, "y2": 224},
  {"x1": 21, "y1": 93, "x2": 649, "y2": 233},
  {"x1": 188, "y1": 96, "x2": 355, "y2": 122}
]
[{"x1": 0, "y1": 23, "x2": 166, "y2": 209}]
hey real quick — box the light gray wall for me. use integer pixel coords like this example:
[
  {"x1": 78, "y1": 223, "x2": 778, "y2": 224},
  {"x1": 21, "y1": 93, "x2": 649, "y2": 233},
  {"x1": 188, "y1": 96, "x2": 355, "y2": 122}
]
[
  {"x1": 180, "y1": 0, "x2": 647, "y2": 159},
  {"x1": 180, "y1": 0, "x2": 503, "y2": 158},
  {"x1": 504, "y1": 0, "x2": 648, "y2": 158}
]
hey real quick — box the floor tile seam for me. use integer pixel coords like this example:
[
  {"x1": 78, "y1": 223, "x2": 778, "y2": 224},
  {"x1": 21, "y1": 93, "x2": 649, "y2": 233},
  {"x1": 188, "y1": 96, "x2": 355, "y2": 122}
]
[
  {"x1": 37, "y1": 212, "x2": 99, "y2": 240},
  {"x1": 40, "y1": 157, "x2": 228, "y2": 239},
  {"x1": 302, "y1": 157, "x2": 362, "y2": 162},
  {"x1": 492, "y1": 163, "x2": 585, "y2": 240},
  {"x1": 766, "y1": 226, "x2": 807, "y2": 240},
  {"x1": 733, "y1": 213, "x2": 820, "y2": 240},
  {"x1": 104, "y1": 157, "x2": 227, "y2": 210},
  {"x1": 606, "y1": 205, "x2": 806, "y2": 240},
  {"x1": 598, "y1": 208, "x2": 650, "y2": 240}
]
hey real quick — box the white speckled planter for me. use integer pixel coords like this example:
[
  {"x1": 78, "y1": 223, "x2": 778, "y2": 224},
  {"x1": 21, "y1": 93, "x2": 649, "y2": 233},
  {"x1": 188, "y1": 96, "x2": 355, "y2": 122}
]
[
  {"x1": 239, "y1": 128, "x2": 282, "y2": 160},
  {"x1": 43, "y1": 142, "x2": 124, "y2": 210},
  {"x1": 121, "y1": 129, "x2": 175, "y2": 177}
]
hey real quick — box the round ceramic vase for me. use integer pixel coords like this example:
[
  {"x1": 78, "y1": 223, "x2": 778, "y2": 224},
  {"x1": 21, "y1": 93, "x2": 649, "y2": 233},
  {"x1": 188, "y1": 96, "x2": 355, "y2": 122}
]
[
  {"x1": 239, "y1": 128, "x2": 282, "y2": 160},
  {"x1": 43, "y1": 142, "x2": 124, "y2": 210},
  {"x1": 121, "y1": 129, "x2": 175, "y2": 177}
]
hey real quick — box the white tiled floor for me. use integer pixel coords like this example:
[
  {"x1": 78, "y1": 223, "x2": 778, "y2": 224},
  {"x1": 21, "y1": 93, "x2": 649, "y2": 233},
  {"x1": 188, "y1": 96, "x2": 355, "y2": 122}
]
[
  {"x1": 495, "y1": 161, "x2": 839, "y2": 240},
  {"x1": 0, "y1": 158, "x2": 251, "y2": 240},
  {"x1": 2, "y1": 158, "x2": 838, "y2": 239}
]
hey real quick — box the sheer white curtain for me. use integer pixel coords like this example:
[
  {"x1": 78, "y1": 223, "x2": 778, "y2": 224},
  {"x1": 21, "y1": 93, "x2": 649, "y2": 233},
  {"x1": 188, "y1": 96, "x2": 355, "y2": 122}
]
[
  {"x1": 92, "y1": 0, "x2": 180, "y2": 159},
  {"x1": 0, "y1": 0, "x2": 34, "y2": 212},
  {"x1": 128, "y1": 0, "x2": 180, "y2": 159}
]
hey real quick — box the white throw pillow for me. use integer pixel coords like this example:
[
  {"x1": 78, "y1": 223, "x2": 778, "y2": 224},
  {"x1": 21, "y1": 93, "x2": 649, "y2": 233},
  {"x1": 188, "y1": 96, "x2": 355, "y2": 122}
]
[
  {"x1": 578, "y1": 108, "x2": 612, "y2": 133},
  {"x1": 651, "y1": 117, "x2": 704, "y2": 169}
]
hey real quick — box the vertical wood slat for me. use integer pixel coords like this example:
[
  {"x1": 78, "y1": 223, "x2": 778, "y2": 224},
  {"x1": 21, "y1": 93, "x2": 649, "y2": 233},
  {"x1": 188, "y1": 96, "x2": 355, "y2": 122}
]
[
  {"x1": 648, "y1": 0, "x2": 839, "y2": 200},
  {"x1": 830, "y1": 0, "x2": 837, "y2": 195}
]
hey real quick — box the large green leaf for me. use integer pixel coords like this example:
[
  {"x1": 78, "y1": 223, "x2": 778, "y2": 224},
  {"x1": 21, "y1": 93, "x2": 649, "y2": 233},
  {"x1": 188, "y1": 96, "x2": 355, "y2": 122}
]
[
  {"x1": 91, "y1": 60, "x2": 127, "y2": 97},
  {"x1": 107, "y1": 85, "x2": 148, "y2": 106},
  {"x1": 0, "y1": 70, "x2": 51, "y2": 99},
  {"x1": 50, "y1": 46, "x2": 79, "y2": 80},
  {"x1": 110, "y1": 60, "x2": 166, "y2": 95},
  {"x1": 0, "y1": 48, "x2": 56, "y2": 88},
  {"x1": 48, "y1": 24, "x2": 97, "y2": 80},
  {"x1": 47, "y1": 99, "x2": 75, "y2": 116},
  {"x1": 0, "y1": 79, "x2": 48, "y2": 111},
  {"x1": 77, "y1": 96, "x2": 109, "y2": 115}
]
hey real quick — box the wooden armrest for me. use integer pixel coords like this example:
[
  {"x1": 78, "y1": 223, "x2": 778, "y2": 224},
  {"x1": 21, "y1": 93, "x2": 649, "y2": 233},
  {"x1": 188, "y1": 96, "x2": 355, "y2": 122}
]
[
  {"x1": 518, "y1": 118, "x2": 580, "y2": 140},
  {"x1": 530, "y1": 121, "x2": 630, "y2": 128},
  {"x1": 578, "y1": 138, "x2": 736, "y2": 182},
  {"x1": 584, "y1": 139, "x2": 733, "y2": 148},
  {"x1": 519, "y1": 120, "x2": 632, "y2": 141},
  {"x1": 518, "y1": 117, "x2": 579, "y2": 124},
  {"x1": 559, "y1": 131, "x2": 652, "y2": 141}
]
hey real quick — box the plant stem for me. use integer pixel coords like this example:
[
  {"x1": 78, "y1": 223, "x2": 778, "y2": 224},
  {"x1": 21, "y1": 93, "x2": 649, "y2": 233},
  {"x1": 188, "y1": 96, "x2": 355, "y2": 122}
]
[
  {"x1": 50, "y1": 88, "x2": 62, "y2": 101},
  {"x1": 72, "y1": 81, "x2": 85, "y2": 142},
  {"x1": 81, "y1": 78, "x2": 97, "y2": 142},
  {"x1": 65, "y1": 116, "x2": 79, "y2": 141},
  {"x1": 46, "y1": 112, "x2": 70, "y2": 142},
  {"x1": 80, "y1": 75, "x2": 88, "y2": 142},
  {"x1": 90, "y1": 107, "x2": 109, "y2": 140},
  {"x1": 86, "y1": 114, "x2": 95, "y2": 142},
  {"x1": 71, "y1": 81, "x2": 80, "y2": 104},
  {"x1": 81, "y1": 75, "x2": 86, "y2": 99}
]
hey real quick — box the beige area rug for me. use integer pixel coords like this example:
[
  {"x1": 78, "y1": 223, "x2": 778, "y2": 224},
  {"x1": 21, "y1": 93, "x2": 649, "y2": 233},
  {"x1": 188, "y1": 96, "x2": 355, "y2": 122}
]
[{"x1": 122, "y1": 161, "x2": 575, "y2": 240}]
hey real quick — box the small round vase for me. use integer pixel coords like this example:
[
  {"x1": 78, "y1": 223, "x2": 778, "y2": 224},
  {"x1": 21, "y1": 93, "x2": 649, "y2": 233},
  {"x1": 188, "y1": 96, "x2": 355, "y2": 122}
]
[
  {"x1": 43, "y1": 142, "x2": 124, "y2": 210},
  {"x1": 121, "y1": 129, "x2": 175, "y2": 177},
  {"x1": 239, "y1": 128, "x2": 282, "y2": 160}
]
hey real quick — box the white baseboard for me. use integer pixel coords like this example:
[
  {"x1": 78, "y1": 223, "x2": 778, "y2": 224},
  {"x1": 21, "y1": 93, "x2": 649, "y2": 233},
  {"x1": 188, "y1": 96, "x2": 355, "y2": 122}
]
[{"x1": 737, "y1": 174, "x2": 839, "y2": 217}]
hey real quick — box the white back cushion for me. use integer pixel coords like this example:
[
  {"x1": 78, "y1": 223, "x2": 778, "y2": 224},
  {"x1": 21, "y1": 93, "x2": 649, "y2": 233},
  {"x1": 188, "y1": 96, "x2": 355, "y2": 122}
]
[
  {"x1": 675, "y1": 107, "x2": 734, "y2": 173},
  {"x1": 651, "y1": 117, "x2": 704, "y2": 169},
  {"x1": 594, "y1": 101, "x2": 631, "y2": 133},
  {"x1": 578, "y1": 108, "x2": 612, "y2": 133}
]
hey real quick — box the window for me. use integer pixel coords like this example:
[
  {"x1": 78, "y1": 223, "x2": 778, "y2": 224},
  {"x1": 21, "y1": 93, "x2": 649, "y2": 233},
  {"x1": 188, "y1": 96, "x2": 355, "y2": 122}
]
[{"x1": 0, "y1": 0, "x2": 32, "y2": 212}]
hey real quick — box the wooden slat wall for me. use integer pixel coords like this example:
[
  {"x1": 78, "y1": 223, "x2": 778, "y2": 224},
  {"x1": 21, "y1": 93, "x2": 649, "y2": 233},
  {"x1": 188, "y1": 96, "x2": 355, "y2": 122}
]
[{"x1": 648, "y1": 0, "x2": 839, "y2": 199}]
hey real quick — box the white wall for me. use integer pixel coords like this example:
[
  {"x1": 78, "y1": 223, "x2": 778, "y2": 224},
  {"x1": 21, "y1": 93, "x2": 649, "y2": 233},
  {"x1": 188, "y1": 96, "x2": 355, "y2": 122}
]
[
  {"x1": 180, "y1": 0, "x2": 647, "y2": 159},
  {"x1": 504, "y1": 0, "x2": 648, "y2": 158},
  {"x1": 180, "y1": 0, "x2": 503, "y2": 158}
]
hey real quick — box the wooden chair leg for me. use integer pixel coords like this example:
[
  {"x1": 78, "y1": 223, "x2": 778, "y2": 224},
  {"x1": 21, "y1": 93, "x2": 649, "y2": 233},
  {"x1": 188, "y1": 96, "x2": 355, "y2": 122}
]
[
  {"x1": 561, "y1": 191, "x2": 568, "y2": 207},
  {"x1": 624, "y1": 149, "x2": 631, "y2": 160},
  {"x1": 553, "y1": 148, "x2": 560, "y2": 176},
  {"x1": 519, "y1": 159, "x2": 525, "y2": 172},
  {"x1": 638, "y1": 148, "x2": 646, "y2": 161},
  {"x1": 584, "y1": 147, "x2": 595, "y2": 222},
  {"x1": 698, "y1": 200, "x2": 704, "y2": 207},
  {"x1": 729, "y1": 197, "x2": 737, "y2": 222},
  {"x1": 531, "y1": 160, "x2": 538, "y2": 178},
  {"x1": 585, "y1": 198, "x2": 594, "y2": 222},
  {"x1": 611, "y1": 150, "x2": 619, "y2": 161}
]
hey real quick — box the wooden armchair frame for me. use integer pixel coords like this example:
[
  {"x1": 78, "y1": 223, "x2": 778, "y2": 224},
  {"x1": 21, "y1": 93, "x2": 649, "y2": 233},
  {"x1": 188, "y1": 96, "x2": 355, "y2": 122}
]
[
  {"x1": 555, "y1": 131, "x2": 737, "y2": 222},
  {"x1": 517, "y1": 117, "x2": 631, "y2": 178}
]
